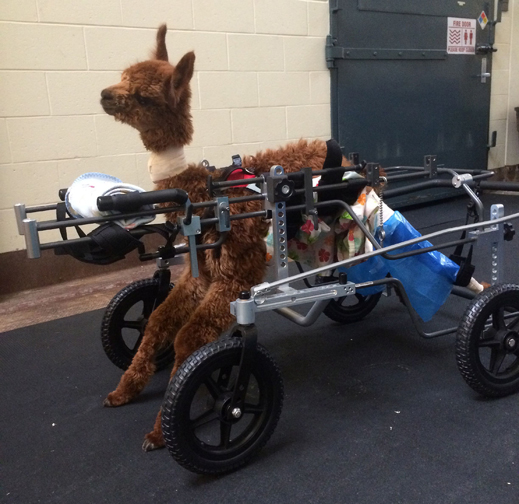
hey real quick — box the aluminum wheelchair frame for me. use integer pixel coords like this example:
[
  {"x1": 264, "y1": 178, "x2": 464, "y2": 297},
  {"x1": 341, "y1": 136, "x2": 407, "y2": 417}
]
[{"x1": 13, "y1": 155, "x2": 519, "y2": 475}]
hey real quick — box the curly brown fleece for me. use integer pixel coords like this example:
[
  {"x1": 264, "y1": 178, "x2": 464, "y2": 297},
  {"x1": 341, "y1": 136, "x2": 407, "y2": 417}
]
[{"x1": 100, "y1": 24, "x2": 344, "y2": 451}]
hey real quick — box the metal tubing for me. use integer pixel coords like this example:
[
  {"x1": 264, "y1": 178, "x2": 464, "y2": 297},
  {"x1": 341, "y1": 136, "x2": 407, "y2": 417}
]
[
  {"x1": 451, "y1": 285, "x2": 477, "y2": 300},
  {"x1": 274, "y1": 301, "x2": 331, "y2": 326},
  {"x1": 383, "y1": 174, "x2": 490, "y2": 199},
  {"x1": 479, "y1": 181, "x2": 519, "y2": 191},
  {"x1": 24, "y1": 203, "x2": 59, "y2": 213},
  {"x1": 23, "y1": 219, "x2": 41, "y2": 259},
  {"x1": 252, "y1": 210, "x2": 519, "y2": 296},
  {"x1": 383, "y1": 165, "x2": 489, "y2": 175},
  {"x1": 386, "y1": 172, "x2": 432, "y2": 182},
  {"x1": 14, "y1": 203, "x2": 27, "y2": 235},
  {"x1": 384, "y1": 237, "x2": 477, "y2": 260}
]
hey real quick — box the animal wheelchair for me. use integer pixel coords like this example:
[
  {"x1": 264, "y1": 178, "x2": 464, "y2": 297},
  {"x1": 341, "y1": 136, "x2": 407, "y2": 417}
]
[{"x1": 14, "y1": 156, "x2": 519, "y2": 475}]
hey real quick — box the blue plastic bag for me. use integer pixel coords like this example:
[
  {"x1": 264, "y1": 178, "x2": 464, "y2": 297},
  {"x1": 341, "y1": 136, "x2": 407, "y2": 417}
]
[
  {"x1": 343, "y1": 256, "x2": 388, "y2": 296},
  {"x1": 381, "y1": 211, "x2": 459, "y2": 321},
  {"x1": 339, "y1": 211, "x2": 459, "y2": 321}
]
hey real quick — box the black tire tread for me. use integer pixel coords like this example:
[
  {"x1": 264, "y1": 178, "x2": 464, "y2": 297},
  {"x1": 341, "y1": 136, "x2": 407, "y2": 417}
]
[
  {"x1": 101, "y1": 278, "x2": 174, "y2": 371},
  {"x1": 162, "y1": 338, "x2": 284, "y2": 475},
  {"x1": 456, "y1": 283, "x2": 519, "y2": 398}
]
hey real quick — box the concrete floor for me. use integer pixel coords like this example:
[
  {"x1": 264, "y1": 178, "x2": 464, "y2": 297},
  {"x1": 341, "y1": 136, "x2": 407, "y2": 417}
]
[{"x1": 0, "y1": 262, "x2": 183, "y2": 332}]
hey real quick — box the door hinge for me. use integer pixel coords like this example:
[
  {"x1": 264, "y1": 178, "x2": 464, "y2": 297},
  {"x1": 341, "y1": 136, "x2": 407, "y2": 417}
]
[{"x1": 326, "y1": 36, "x2": 447, "y2": 68}]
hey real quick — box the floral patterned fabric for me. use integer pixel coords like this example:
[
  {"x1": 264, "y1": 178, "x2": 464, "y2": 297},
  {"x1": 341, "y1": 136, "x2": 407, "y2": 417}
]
[{"x1": 277, "y1": 185, "x2": 393, "y2": 270}]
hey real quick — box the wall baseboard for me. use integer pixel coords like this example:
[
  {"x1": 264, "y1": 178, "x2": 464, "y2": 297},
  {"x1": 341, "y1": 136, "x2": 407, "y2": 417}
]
[{"x1": 0, "y1": 234, "x2": 165, "y2": 297}]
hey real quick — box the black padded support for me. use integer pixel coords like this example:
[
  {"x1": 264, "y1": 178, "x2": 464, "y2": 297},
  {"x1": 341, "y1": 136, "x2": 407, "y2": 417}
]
[{"x1": 323, "y1": 139, "x2": 343, "y2": 169}]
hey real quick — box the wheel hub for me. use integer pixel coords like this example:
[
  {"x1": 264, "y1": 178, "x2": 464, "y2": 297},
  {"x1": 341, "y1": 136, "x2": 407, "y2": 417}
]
[
  {"x1": 504, "y1": 331, "x2": 519, "y2": 351},
  {"x1": 214, "y1": 394, "x2": 243, "y2": 423}
]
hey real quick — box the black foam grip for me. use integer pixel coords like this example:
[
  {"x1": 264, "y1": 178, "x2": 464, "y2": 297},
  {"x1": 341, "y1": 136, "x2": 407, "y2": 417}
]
[{"x1": 97, "y1": 189, "x2": 188, "y2": 212}]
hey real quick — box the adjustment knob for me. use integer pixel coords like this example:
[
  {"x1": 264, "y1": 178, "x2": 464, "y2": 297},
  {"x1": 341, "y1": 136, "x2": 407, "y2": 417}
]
[{"x1": 504, "y1": 223, "x2": 515, "y2": 242}]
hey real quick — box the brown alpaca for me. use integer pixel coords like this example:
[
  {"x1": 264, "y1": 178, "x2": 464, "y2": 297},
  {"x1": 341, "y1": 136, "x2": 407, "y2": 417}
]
[{"x1": 100, "y1": 25, "x2": 344, "y2": 451}]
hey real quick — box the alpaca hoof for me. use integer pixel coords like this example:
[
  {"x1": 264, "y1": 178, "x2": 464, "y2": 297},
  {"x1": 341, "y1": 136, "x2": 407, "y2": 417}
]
[
  {"x1": 103, "y1": 392, "x2": 126, "y2": 407},
  {"x1": 142, "y1": 430, "x2": 165, "y2": 452},
  {"x1": 142, "y1": 437, "x2": 165, "y2": 452}
]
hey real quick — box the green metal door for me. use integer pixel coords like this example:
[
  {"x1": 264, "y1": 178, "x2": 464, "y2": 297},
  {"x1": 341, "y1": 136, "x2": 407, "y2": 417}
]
[{"x1": 327, "y1": 0, "x2": 498, "y2": 206}]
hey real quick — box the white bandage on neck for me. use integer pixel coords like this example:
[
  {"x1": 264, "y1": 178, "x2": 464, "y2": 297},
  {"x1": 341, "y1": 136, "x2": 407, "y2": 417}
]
[{"x1": 148, "y1": 146, "x2": 188, "y2": 182}]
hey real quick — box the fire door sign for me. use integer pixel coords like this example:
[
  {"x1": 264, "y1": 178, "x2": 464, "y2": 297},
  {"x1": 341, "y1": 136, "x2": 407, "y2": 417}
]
[{"x1": 447, "y1": 17, "x2": 476, "y2": 54}]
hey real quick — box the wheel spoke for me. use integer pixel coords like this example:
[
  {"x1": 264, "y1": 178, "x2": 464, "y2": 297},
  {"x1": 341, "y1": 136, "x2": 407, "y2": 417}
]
[
  {"x1": 478, "y1": 339, "x2": 501, "y2": 348},
  {"x1": 489, "y1": 348, "x2": 507, "y2": 375},
  {"x1": 190, "y1": 410, "x2": 219, "y2": 430},
  {"x1": 219, "y1": 421, "x2": 232, "y2": 448},
  {"x1": 121, "y1": 320, "x2": 142, "y2": 330},
  {"x1": 506, "y1": 314, "x2": 519, "y2": 331},
  {"x1": 130, "y1": 333, "x2": 144, "y2": 352},
  {"x1": 204, "y1": 376, "x2": 223, "y2": 399},
  {"x1": 243, "y1": 402, "x2": 266, "y2": 415},
  {"x1": 492, "y1": 307, "x2": 506, "y2": 331},
  {"x1": 478, "y1": 329, "x2": 500, "y2": 348}
]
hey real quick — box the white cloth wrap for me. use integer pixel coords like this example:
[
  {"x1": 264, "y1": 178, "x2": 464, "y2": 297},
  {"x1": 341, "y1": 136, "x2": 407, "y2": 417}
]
[{"x1": 148, "y1": 146, "x2": 188, "y2": 182}]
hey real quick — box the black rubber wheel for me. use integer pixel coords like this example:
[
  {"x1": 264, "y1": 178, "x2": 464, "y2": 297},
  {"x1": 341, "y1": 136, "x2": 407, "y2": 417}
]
[
  {"x1": 101, "y1": 278, "x2": 174, "y2": 371},
  {"x1": 456, "y1": 283, "x2": 519, "y2": 397},
  {"x1": 323, "y1": 291, "x2": 382, "y2": 324},
  {"x1": 162, "y1": 337, "x2": 284, "y2": 475}
]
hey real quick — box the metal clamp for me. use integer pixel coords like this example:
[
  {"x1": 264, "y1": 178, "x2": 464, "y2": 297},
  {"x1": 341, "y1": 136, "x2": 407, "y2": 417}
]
[
  {"x1": 452, "y1": 173, "x2": 473, "y2": 188},
  {"x1": 178, "y1": 214, "x2": 201, "y2": 277},
  {"x1": 365, "y1": 163, "x2": 381, "y2": 187},
  {"x1": 468, "y1": 204, "x2": 504, "y2": 285},
  {"x1": 216, "y1": 196, "x2": 231, "y2": 232},
  {"x1": 265, "y1": 166, "x2": 290, "y2": 281},
  {"x1": 424, "y1": 155, "x2": 437, "y2": 178}
]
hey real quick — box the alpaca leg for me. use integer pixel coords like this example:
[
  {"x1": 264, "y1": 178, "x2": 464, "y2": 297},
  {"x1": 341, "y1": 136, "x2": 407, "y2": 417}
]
[
  {"x1": 142, "y1": 279, "x2": 246, "y2": 450},
  {"x1": 104, "y1": 271, "x2": 207, "y2": 407}
]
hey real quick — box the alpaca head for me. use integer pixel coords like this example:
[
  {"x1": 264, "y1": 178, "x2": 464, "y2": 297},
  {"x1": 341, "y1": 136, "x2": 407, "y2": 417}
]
[{"x1": 100, "y1": 25, "x2": 195, "y2": 151}]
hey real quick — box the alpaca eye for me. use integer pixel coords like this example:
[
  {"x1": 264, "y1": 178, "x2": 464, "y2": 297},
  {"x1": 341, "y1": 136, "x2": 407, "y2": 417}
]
[{"x1": 134, "y1": 93, "x2": 155, "y2": 106}]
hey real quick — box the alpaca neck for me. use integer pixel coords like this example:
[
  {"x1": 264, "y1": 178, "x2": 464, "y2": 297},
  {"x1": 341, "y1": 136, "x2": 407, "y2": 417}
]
[{"x1": 148, "y1": 146, "x2": 188, "y2": 182}]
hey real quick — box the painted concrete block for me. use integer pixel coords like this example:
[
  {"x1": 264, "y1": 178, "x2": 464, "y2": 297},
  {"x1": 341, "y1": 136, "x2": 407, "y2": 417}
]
[
  {"x1": 286, "y1": 104, "x2": 330, "y2": 138},
  {"x1": 255, "y1": 0, "x2": 307, "y2": 35},
  {"x1": 228, "y1": 34, "x2": 284, "y2": 71},
  {"x1": 0, "y1": 72, "x2": 50, "y2": 117},
  {"x1": 8, "y1": 116, "x2": 97, "y2": 162},
  {"x1": 232, "y1": 107, "x2": 286, "y2": 143},
  {"x1": 199, "y1": 72, "x2": 258, "y2": 109},
  {"x1": 38, "y1": 0, "x2": 122, "y2": 25},
  {"x1": 0, "y1": 0, "x2": 38, "y2": 22},
  {"x1": 284, "y1": 36, "x2": 327, "y2": 71},
  {"x1": 0, "y1": 161, "x2": 59, "y2": 209},
  {"x1": 121, "y1": 0, "x2": 193, "y2": 29},
  {"x1": 193, "y1": 0, "x2": 254, "y2": 33},
  {"x1": 95, "y1": 115, "x2": 147, "y2": 156},
  {"x1": 47, "y1": 72, "x2": 121, "y2": 116},
  {"x1": 0, "y1": 119, "x2": 12, "y2": 164},
  {"x1": 191, "y1": 109, "x2": 232, "y2": 147},
  {"x1": 258, "y1": 72, "x2": 310, "y2": 107},
  {"x1": 0, "y1": 23, "x2": 87, "y2": 70}
]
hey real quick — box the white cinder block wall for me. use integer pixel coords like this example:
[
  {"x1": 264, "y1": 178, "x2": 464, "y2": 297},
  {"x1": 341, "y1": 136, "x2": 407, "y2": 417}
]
[
  {"x1": 1, "y1": 1, "x2": 518, "y2": 255},
  {"x1": 488, "y1": 0, "x2": 519, "y2": 170},
  {"x1": 0, "y1": 0, "x2": 331, "y2": 254}
]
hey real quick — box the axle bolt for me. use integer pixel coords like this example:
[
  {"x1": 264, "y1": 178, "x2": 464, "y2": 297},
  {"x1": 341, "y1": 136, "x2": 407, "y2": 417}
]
[{"x1": 231, "y1": 407, "x2": 242, "y2": 419}]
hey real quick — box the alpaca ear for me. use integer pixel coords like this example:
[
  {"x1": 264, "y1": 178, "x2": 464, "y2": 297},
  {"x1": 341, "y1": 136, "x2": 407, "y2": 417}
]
[
  {"x1": 154, "y1": 24, "x2": 169, "y2": 61},
  {"x1": 169, "y1": 51, "x2": 195, "y2": 103}
]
